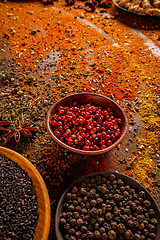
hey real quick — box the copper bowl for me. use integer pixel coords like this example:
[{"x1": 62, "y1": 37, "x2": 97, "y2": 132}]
[
  {"x1": 0, "y1": 146, "x2": 51, "y2": 240},
  {"x1": 55, "y1": 171, "x2": 160, "y2": 240},
  {"x1": 46, "y1": 92, "x2": 128, "y2": 155}
]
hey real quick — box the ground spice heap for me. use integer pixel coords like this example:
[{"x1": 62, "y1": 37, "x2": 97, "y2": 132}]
[{"x1": 127, "y1": 82, "x2": 160, "y2": 192}]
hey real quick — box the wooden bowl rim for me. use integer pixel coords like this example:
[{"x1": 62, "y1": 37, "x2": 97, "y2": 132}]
[
  {"x1": 0, "y1": 146, "x2": 51, "y2": 240},
  {"x1": 46, "y1": 92, "x2": 128, "y2": 155}
]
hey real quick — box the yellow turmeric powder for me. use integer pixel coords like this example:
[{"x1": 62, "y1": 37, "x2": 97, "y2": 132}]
[{"x1": 128, "y1": 85, "x2": 159, "y2": 192}]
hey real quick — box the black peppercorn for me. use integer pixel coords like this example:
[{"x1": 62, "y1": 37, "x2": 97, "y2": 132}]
[
  {"x1": 68, "y1": 228, "x2": 76, "y2": 235},
  {"x1": 94, "y1": 223, "x2": 100, "y2": 229},
  {"x1": 96, "y1": 198, "x2": 103, "y2": 206},
  {"x1": 81, "y1": 182, "x2": 86, "y2": 187},
  {"x1": 91, "y1": 218, "x2": 97, "y2": 225},
  {"x1": 96, "y1": 175, "x2": 102, "y2": 182},
  {"x1": 150, "y1": 218, "x2": 157, "y2": 225},
  {"x1": 148, "y1": 209, "x2": 155, "y2": 217},
  {"x1": 60, "y1": 218, "x2": 66, "y2": 225},
  {"x1": 70, "y1": 218, "x2": 77, "y2": 227},
  {"x1": 131, "y1": 202, "x2": 137, "y2": 211},
  {"x1": 105, "y1": 212, "x2": 113, "y2": 221},
  {"x1": 124, "y1": 229, "x2": 132, "y2": 239},
  {"x1": 148, "y1": 232, "x2": 156, "y2": 239},
  {"x1": 75, "y1": 231, "x2": 81, "y2": 238},
  {"x1": 101, "y1": 232, "x2": 108, "y2": 240},
  {"x1": 64, "y1": 223, "x2": 71, "y2": 231},
  {"x1": 111, "y1": 221, "x2": 117, "y2": 230},
  {"x1": 80, "y1": 202, "x2": 86, "y2": 208},
  {"x1": 91, "y1": 178, "x2": 96, "y2": 183},
  {"x1": 84, "y1": 178, "x2": 90, "y2": 184},
  {"x1": 64, "y1": 233, "x2": 70, "y2": 239},
  {"x1": 80, "y1": 188, "x2": 87, "y2": 195},
  {"x1": 109, "y1": 174, "x2": 116, "y2": 181},
  {"x1": 114, "y1": 193, "x2": 121, "y2": 202},
  {"x1": 81, "y1": 225, "x2": 87, "y2": 233},
  {"x1": 75, "y1": 205, "x2": 81, "y2": 212},
  {"x1": 94, "y1": 230, "x2": 101, "y2": 239},
  {"x1": 138, "y1": 222, "x2": 145, "y2": 231},
  {"x1": 125, "y1": 185, "x2": 131, "y2": 191},
  {"x1": 90, "y1": 199, "x2": 97, "y2": 207},
  {"x1": 134, "y1": 233, "x2": 141, "y2": 240},
  {"x1": 103, "y1": 222, "x2": 111, "y2": 231},
  {"x1": 143, "y1": 200, "x2": 151, "y2": 208},
  {"x1": 76, "y1": 218, "x2": 83, "y2": 227},
  {"x1": 108, "y1": 229, "x2": 116, "y2": 240},
  {"x1": 86, "y1": 202, "x2": 91, "y2": 209},
  {"x1": 143, "y1": 229, "x2": 149, "y2": 236},
  {"x1": 136, "y1": 206, "x2": 143, "y2": 214},
  {"x1": 148, "y1": 224, "x2": 155, "y2": 232},
  {"x1": 106, "y1": 205, "x2": 112, "y2": 212},
  {"x1": 72, "y1": 186, "x2": 78, "y2": 194},
  {"x1": 72, "y1": 211, "x2": 79, "y2": 219},
  {"x1": 65, "y1": 193, "x2": 72, "y2": 200},
  {"x1": 121, "y1": 214, "x2": 128, "y2": 223},
  {"x1": 140, "y1": 235, "x2": 146, "y2": 240},
  {"x1": 68, "y1": 204, "x2": 75, "y2": 212},
  {"x1": 72, "y1": 200, "x2": 78, "y2": 206},
  {"x1": 81, "y1": 208, "x2": 87, "y2": 215},
  {"x1": 83, "y1": 196, "x2": 88, "y2": 202},
  {"x1": 99, "y1": 227, "x2": 106, "y2": 234},
  {"x1": 120, "y1": 186, "x2": 125, "y2": 192},
  {"x1": 71, "y1": 194, "x2": 77, "y2": 200},
  {"x1": 102, "y1": 178, "x2": 107, "y2": 184},
  {"x1": 98, "y1": 217, "x2": 105, "y2": 225},
  {"x1": 139, "y1": 191, "x2": 146, "y2": 199},
  {"x1": 81, "y1": 233, "x2": 87, "y2": 239},
  {"x1": 118, "y1": 223, "x2": 126, "y2": 233},
  {"x1": 117, "y1": 179, "x2": 124, "y2": 186},
  {"x1": 86, "y1": 231, "x2": 94, "y2": 238}
]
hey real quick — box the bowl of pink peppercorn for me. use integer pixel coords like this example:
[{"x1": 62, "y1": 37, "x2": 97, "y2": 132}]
[{"x1": 46, "y1": 92, "x2": 128, "y2": 155}]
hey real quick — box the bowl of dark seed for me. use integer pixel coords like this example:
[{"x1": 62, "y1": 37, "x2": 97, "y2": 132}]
[
  {"x1": 0, "y1": 146, "x2": 51, "y2": 240},
  {"x1": 55, "y1": 171, "x2": 160, "y2": 240},
  {"x1": 46, "y1": 92, "x2": 128, "y2": 155}
]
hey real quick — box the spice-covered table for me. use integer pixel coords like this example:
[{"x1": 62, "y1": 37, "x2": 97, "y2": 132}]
[{"x1": 0, "y1": 0, "x2": 160, "y2": 239}]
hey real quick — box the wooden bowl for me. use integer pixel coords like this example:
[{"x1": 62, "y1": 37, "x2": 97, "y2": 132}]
[
  {"x1": 0, "y1": 146, "x2": 51, "y2": 240},
  {"x1": 55, "y1": 171, "x2": 160, "y2": 240},
  {"x1": 46, "y1": 92, "x2": 128, "y2": 155}
]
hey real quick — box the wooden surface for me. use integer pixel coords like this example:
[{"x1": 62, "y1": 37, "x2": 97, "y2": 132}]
[{"x1": 0, "y1": 146, "x2": 51, "y2": 240}]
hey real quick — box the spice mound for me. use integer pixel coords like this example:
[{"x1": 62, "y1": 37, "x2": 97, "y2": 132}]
[
  {"x1": 0, "y1": 155, "x2": 39, "y2": 240},
  {"x1": 59, "y1": 173, "x2": 158, "y2": 240},
  {"x1": 50, "y1": 102, "x2": 122, "y2": 151}
]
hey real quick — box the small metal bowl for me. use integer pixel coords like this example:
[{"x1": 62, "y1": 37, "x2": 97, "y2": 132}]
[
  {"x1": 0, "y1": 146, "x2": 51, "y2": 240},
  {"x1": 46, "y1": 92, "x2": 128, "y2": 155},
  {"x1": 55, "y1": 171, "x2": 160, "y2": 240}
]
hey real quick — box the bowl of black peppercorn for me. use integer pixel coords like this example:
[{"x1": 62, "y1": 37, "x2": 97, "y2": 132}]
[
  {"x1": 55, "y1": 171, "x2": 160, "y2": 240},
  {"x1": 0, "y1": 146, "x2": 51, "y2": 240}
]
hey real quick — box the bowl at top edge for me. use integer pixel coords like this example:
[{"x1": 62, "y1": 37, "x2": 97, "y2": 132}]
[
  {"x1": 46, "y1": 92, "x2": 128, "y2": 155},
  {"x1": 0, "y1": 146, "x2": 51, "y2": 240},
  {"x1": 55, "y1": 171, "x2": 160, "y2": 240}
]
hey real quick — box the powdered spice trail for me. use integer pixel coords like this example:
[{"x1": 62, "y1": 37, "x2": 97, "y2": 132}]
[{"x1": 0, "y1": 0, "x2": 160, "y2": 239}]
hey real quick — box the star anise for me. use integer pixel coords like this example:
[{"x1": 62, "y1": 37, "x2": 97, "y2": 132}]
[
  {"x1": 0, "y1": 114, "x2": 11, "y2": 134},
  {"x1": 5, "y1": 119, "x2": 38, "y2": 144}
]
